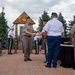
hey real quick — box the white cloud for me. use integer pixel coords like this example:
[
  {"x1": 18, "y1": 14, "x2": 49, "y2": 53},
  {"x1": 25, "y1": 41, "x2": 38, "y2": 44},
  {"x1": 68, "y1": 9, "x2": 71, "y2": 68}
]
[
  {"x1": 4, "y1": 6, "x2": 20, "y2": 27},
  {"x1": 6, "y1": 0, "x2": 13, "y2": 2},
  {"x1": 47, "y1": 0, "x2": 75, "y2": 21},
  {"x1": 0, "y1": 0, "x2": 75, "y2": 31}
]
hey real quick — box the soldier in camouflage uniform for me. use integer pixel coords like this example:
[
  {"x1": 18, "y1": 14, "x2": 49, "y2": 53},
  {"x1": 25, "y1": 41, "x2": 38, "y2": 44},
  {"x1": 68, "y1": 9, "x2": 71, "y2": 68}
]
[{"x1": 22, "y1": 17, "x2": 35, "y2": 61}]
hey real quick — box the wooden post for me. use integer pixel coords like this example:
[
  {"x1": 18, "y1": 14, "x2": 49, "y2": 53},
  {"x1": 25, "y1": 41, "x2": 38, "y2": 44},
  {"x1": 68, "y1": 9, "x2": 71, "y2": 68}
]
[{"x1": 14, "y1": 24, "x2": 18, "y2": 53}]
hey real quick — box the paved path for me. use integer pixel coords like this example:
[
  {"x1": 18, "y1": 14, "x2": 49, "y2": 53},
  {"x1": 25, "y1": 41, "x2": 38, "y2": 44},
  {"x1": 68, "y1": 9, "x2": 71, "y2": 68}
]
[{"x1": 0, "y1": 50, "x2": 75, "y2": 75}]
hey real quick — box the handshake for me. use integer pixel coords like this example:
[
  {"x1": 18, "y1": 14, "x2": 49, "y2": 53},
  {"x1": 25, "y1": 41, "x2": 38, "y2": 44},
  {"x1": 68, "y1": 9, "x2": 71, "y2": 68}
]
[{"x1": 31, "y1": 31, "x2": 42, "y2": 37}]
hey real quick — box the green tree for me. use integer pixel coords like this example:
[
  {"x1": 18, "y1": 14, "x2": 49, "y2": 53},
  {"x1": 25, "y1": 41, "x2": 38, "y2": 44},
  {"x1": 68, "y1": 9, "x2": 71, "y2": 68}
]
[
  {"x1": 67, "y1": 16, "x2": 75, "y2": 37},
  {"x1": 38, "y1": 11, "x2": 50, "y2": 31},
  {"x1": 58, "y1": 12, "x2": 67, "y2": 37},
  {"x1": 0, "y1": 7, "x2": 8, "y2": 48}
]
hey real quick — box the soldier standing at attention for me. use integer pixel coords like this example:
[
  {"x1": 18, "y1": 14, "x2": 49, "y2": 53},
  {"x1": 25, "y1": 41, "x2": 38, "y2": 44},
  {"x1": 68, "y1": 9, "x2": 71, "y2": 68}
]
[
  {"x1": 8, "y1": 27, "x2": 14, "y2": 54},
  {"x1": 22, "y1": 17, "x2": 35, "y2": 61}
]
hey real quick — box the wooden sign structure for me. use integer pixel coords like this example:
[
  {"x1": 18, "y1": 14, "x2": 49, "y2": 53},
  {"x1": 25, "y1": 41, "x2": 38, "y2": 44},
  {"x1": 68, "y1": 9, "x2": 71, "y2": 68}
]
[{"x1": 13, "y1": 12, "x2": 35, "y2": 53}]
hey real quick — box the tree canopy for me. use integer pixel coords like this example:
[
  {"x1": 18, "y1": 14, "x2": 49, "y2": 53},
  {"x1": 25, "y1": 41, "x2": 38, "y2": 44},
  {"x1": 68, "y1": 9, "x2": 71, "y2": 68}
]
[
  {"x1": 0, "y1": 7, "x2": 8, "y2": 48},
  {"x1": 38, "y1": 11, "x2": 50, "y2": 31},
  {"x1": 58, "y1": 12, "x2": 67, "y2": 37}
]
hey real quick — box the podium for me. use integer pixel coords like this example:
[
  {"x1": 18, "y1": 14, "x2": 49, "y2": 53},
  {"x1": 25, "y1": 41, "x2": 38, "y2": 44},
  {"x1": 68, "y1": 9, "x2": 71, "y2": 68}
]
[{"x1": 60, "y1": 44, "x2": 75, "y2": 68}]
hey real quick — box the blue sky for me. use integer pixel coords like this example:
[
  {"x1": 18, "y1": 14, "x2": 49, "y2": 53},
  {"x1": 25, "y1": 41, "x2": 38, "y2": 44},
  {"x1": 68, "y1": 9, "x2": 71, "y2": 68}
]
[{"x1": 0, "y1": 0, "x2": 75, "y2": 30}]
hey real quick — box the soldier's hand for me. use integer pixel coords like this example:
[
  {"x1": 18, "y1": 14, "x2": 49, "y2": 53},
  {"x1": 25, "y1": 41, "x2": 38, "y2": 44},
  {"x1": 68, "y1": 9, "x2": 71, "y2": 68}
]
[
  {"x1": 39, "y1": 32, "x2": 42, "y2": 35},
  {"x1": 44, "y1": 39, "x2": 47, "y2": 43},
  {"x1": 31, "y1": 33, "x2": 35, "y2": 37}
]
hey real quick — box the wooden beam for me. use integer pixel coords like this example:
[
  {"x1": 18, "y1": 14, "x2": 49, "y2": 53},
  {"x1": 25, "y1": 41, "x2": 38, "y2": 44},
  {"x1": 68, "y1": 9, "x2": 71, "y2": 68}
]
[{"x1": 14, "y1": 24, "x2": 18, "y2": 53}]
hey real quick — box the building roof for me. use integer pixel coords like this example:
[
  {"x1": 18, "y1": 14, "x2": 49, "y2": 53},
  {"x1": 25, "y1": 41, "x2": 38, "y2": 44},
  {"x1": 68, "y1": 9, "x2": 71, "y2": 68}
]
[{"x1": 13, "y1": 12, "x2": 35, "y2": 25}]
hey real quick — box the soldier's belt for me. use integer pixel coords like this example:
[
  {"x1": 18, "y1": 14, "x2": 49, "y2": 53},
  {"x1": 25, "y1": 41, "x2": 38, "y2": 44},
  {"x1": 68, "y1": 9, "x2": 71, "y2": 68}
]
[{"x1": 24, "y1": 35, "x2": 31, "y2": 37}]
